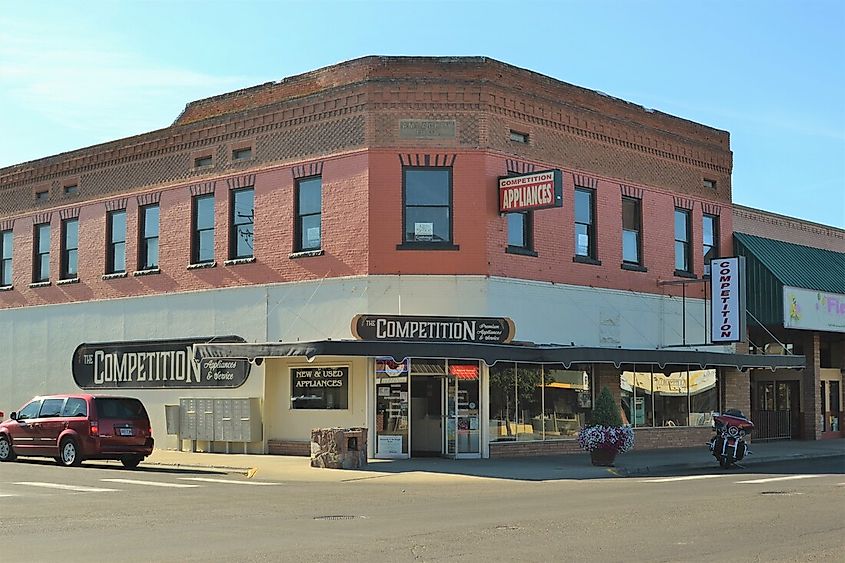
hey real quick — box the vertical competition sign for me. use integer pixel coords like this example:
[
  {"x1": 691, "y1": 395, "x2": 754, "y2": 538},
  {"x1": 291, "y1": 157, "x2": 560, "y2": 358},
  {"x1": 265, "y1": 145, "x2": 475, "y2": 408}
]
[{"x1": 710, "y1": 257, "x2": 746, "y2": 343}]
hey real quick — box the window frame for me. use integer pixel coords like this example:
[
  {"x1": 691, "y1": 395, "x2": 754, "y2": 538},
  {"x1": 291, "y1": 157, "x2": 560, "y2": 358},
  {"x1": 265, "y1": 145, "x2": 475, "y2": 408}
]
[
  {"x1": 138, "y1": 204, "x2": 160, "y2": 270},
  {"x1": 702, "y1": 213, "x2": 719, "y2": 277},
  {"x1": 506, "y1": 210, "x2": 535, "y2": 255},
  {"x1": 106, "y1": 210, "x2": 126, "y2": 275},
  {"x1": 191, "y1": 194, "x2": 216, "y2": 265},
  {"x1": 1, "y1": 229, "x2": 12, "y2": 286},
  {"x1": 621, "y1": 196, "x2": 643, "y2": 266},
  {"x1": 293, "y1": 177, "x2": 322, "y2": 253},
  {"x1": 60, "y1": 217, "x2": 79, "y2": 280},
  {"x1": 674, "y1": 207, "x2": 692, "y2": 275},
  {"x1": 32, "y1": 222, "x2": 51, "y2": 283},
  {"x1": 399, "y1": 166, "x2": 456, "y2": 249},
  {"x1": 232, "y1": 147, "x2": 252, "y2": 161},
  {"x1": 229, "y1": 187, "x2": 255, "y2": 259},
  {"x1": 574, "y1": 187, "x2": 598, "y2": 261}
]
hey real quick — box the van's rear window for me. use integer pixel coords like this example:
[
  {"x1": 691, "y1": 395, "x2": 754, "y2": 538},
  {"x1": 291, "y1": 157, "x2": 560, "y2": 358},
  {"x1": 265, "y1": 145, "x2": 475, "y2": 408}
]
[{"x1": 95, "y1": 398, "x2": 147, "y2": 419}]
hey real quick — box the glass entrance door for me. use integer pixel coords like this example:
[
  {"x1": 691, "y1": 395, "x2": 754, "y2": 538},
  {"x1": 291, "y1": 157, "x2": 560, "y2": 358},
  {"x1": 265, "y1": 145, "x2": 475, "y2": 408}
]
[
  {"x1": 375, "y1": 360, "x2": 409, "y2": 458},
  {"x1": 446, "y1": 361, "x2": 481, "y2": 458}
]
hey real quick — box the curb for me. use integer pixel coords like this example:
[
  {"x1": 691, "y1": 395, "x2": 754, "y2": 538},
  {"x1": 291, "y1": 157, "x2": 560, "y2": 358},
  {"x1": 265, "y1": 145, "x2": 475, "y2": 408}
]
[
  {"x1": 140, "y1": 460, "x2": 253, "y2": 476},
  {"x1": 617, "y1": 451, "x2": 845, "y2": 477}
]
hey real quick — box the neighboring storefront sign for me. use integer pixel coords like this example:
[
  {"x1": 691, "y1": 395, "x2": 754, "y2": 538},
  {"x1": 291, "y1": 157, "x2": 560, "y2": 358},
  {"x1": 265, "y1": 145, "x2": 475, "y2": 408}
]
[
  {"x1": 290, "y1": 366, "x2": 349, "y2": 409},
  {"x1": 783, "y1": 286, "x2": 845, "y2": 333},
  {"x1": 498, "y1": 170, "x2": 563, "y2": 212},
  {"x1": 352, "y1": 315, "x2": 515, "y2": 343},
  {"x1": 710, "y1": 257, "x2": 746, "y2": 343},
  {"x1": 72, "y1": 336, "x2": 249, "y2": 389}
]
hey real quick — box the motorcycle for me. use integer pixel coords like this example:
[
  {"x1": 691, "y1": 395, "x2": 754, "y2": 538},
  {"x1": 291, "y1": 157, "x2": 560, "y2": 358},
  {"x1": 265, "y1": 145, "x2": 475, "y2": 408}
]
[{"x1": 707, "y1": 409, "x2": 754, "y2": 468}]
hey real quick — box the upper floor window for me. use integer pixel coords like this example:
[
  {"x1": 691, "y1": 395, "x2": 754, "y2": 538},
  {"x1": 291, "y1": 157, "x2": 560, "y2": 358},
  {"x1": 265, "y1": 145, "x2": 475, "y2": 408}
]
[
  {"x1": 403, "y1": 167, "x2": 452, "y2": 246},
  {"x1": 674, "y1": 208, "x2": 692, "y2": 273},
  {"x1": 230, "y1": 188, "x2": 254, "y2": 259},
  {"x1": 106, "y1": 210, "x2": 126, "y2": 274},
  {"x1": 194, "y1": 155, "x2": 213, "y2": 168},
  {"x1": 139, "y1": 204, "x2": 160, "y2": 270},
  {"x1": 63, "y1": 184, "x2": 79, "y2": 196},
  {"x1": 703, "y1": 214, "x2": 719, "y2": 276},
  {"x1": 35, "y1": 190, "x2": 49, "y2": 202},
  {"x1": 33, "y1": 223, "x2": 50, "y2": 282},
  {"x1": 192, "y1": 194, "x2": 215, "y2": 264},
  {"x1": 295, "y1": 178, "x2": 321, "y2": 252},
  {"x1": 703, "y1": 179, "x2": 717, "y2": 190},
  {"x1": 1, "y1": 230, "x2": 12, "y2": 286},
  {"x1": 574, "y1": 188, "x2": 597, "y2": 259},
  {"x1": 60, "y1": 218, "x2": 78, "y2": 279},
  {"x1": 622, "y1": 197, "x2": 642, "y2": 265},
  {"x1": 507, "y1": 211, "x2": 533, "y2": 252},
  {"x1": 232, "y1": 147, "x2": 252, "y2": 161},
  {"x1": 509, "y1": 131, "x2": 529, "y2": 143}
]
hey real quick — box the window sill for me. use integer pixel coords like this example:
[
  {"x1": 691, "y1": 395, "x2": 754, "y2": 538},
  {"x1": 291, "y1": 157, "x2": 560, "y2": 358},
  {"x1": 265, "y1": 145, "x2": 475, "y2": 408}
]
[
  {"x1": 621, "y1": 263, "x2": 648, "y2": 273},
  {"x1": 0, "y1": 285, "x2": 13, "y2": 292},
  {"x1": 396, "y1": 243, "x2": 460, "y2": 251},
  {"x1": 57, "y1": 277, "x2": 80, "y2": 285},
  {"x1": 288, "y1": 250, "x2": 323, "y2": 259},
  {"x1": 674, "y1": 269, "x2": 697, "y2": 279},
  {"x1": 133, "y1": 268, "x2": 161, "y2": 277},
  {"x1": 102, "y1": 272, "x2": 127, "y2": 280},
  {"x1": 29, "y1": 281, "x2": 52, "y2": 288},
  {"x1": 225, "y1": 257, "x2": 256, "y2": 266},
  {"x1": 572, "y1": 255, "x2": 601, "y2": 266},
  {"x1": 188, "y1": 261, "x2": 217, "y2": 270},
  {"x1": 506, "y1": 246, "x2": 538, "y2": 257}
]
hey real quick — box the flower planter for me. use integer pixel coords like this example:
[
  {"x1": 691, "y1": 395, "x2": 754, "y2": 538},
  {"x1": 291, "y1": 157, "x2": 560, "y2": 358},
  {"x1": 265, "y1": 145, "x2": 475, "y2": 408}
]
[{"x1": 590, "y1": 447, "x2": 617, "y2": 467}]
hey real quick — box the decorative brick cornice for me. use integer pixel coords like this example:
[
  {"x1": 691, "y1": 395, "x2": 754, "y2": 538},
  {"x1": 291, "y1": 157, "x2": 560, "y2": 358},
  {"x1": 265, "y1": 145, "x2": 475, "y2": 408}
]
[
  {"x1": 226, "y1": 174, "x2": 256, "y2": 189},
  {"x1": 505, "y1": 159, "x2": 536, "y2": 175},
  {"x1": 33, "y1": 212, "x2": 52, "y2": 224},
  {"x1": 59, "y1": 207, "x2": 81, "y2": 220},
  {"x1": 0, "y1": 219, "x2": 13, "y2": 231},
  {"x1": 292, "y1": 163, "x2": 323, "y2": 179},
  {"x1": 105, "y1": 198, "x2": 128, "y2": 211},
  {"x1": 137, "y1": 192, "x2": 162, "y2": 206},
  {"x1": 701, "y1": 203, "x2": 721, "y2": 216},
  {"x1": 189, "y1": 182, "x2": 216, "y2": 196},
  {"x1": 673, "y1": 196, "x2": 694, "y2": 210},
  {"x1": 620, "y1": 184, "x2": 643, "y2": 199},
  {"x1": 398, "y1": 154, "x2": 457, "y2": 167},
  {"x1": 573, "y1": 174, "x2": 598, "y2": 189}
]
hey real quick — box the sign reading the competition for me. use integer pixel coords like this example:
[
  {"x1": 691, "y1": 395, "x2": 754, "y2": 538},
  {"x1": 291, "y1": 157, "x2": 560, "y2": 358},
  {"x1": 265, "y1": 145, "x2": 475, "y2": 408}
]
[
  {"x1": 783, "y1": 286, "x2": 845, "y2": 333},
  {"x1": 353, "y1": 315, "x2": 515, "y2": 344},
  {"x1": 498, "y1": 170, "x2": 563, "y2": 213},
  {"x1": 72, "y1": 336, "x2": 249, "y2": 389},
  {"x1": 710, "y1": 257, "x2": 746, "y2": 343}
]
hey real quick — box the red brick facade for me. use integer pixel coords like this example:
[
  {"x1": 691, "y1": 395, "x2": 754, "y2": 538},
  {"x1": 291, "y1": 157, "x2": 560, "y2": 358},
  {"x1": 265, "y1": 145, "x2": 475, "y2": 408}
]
[{"x1": 0, "y1": 57, "x2": 733, "y2": 310}]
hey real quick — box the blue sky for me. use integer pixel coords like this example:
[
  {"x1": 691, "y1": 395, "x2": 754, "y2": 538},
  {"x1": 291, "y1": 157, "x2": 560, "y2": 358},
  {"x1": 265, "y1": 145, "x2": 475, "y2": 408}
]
[{"x1": 1, "y1": 0, "x2": 843, "y2": 228}]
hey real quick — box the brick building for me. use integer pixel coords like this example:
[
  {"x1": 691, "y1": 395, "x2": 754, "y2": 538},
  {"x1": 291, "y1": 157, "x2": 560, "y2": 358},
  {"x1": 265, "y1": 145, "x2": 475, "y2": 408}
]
[{"x1": 0, "y1": 56, "x2": 802, "y2": 459}]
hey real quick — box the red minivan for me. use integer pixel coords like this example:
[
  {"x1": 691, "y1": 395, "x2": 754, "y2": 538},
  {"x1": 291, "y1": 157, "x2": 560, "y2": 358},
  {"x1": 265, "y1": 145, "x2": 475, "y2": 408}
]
[{"x1": 0, "y1": 394, "x2": 154, "y2": 468}]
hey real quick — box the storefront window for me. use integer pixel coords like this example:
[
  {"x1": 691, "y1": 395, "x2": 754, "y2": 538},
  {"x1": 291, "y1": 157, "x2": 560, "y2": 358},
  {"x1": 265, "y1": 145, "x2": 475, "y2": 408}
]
[
  {"x1": 621, "y1": 366, "x2": 655, "y2": 428},
  {"x1": 489, "y1": 363, "x2": 517, "y2": 441},
  {"x1": 653, "y1": 369, "x2": 690, "y2": 426},
  {"x1": 290, "y1": 367, "x2": 348, "y2": 409},
  {"x1": 543, "y1": 365, "x2": 591, "y2": 437},
  {"x1": 516, "y1": 364, "x2": 543, "y2": 441},
  {"x1": 622, "y1": 366, "x2": 719, "y2": 428},
  {"x1": 689, "y1": 369, "x2": 718, "y2": 426},
  {"x1": 375, "y1": 359, "x2": 409, "y2": 456}
]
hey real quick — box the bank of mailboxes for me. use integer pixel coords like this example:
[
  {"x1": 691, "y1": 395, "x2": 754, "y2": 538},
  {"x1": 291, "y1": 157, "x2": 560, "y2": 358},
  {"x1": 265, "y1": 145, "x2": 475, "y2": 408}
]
[{"x1": 179, "y1": 398, "x2": 262, "y2": 442}]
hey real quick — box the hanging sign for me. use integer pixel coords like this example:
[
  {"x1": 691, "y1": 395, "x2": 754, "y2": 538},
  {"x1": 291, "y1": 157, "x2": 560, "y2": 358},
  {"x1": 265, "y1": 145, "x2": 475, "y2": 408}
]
[
  {"x1": 710, "y1": 257, "x2": 746, "y2": 343},
  {"x1": 352, "y1": 315, "x2": 515, "y2": 343},
  {"x1": 72, "y1": 336, "x2": 249, "y2": 389},
  {"x1": 498, "y1": 169, "x2": 563, "y2": 212}
]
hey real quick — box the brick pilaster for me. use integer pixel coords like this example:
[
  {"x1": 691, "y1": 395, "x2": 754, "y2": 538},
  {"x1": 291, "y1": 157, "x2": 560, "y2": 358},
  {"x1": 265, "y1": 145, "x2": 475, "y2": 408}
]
[{"x1": 801, "y1": 332, "x2": 822, "y2": 440}]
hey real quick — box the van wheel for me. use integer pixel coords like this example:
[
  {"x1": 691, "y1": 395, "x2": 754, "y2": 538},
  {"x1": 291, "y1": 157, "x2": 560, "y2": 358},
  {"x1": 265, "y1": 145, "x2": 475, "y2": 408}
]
[
  {"x1": 0, "y1": 435, "x2": 16, "y2": 461},
  {"x1": 121, "y1": 455, "x2": 143, "y2": 469},
  {"x1": 59, "y1": 438, "x2": 82, "y2": 467}
]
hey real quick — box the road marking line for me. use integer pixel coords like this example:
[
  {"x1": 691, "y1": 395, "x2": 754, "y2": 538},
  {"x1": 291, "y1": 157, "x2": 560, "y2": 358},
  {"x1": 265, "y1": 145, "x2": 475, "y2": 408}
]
[
  {"x1": 641, "y1": 475, "x2": 726, "y2": 483},
  {"x1": 735, "y1": 475, "x2": 822, "y2": 484},
  {"x1": 101, "y1": 478, "x2": 200, "y2": 488},
  {"x1": 178, "y1": 477, "x2": 279, "y2": 486},
  {"x1": 14, "y1": 482, "x2": 119, "y2": 492},
  {"x1": 0, "y1": 493, "x2": 19, "y2": 497}
]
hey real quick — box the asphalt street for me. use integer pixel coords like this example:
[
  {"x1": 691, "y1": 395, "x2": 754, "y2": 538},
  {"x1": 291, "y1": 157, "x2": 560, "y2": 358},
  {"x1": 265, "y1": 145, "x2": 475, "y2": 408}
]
[{"x1": 1, "y1": 456, "x2": 843, "y2": 562}]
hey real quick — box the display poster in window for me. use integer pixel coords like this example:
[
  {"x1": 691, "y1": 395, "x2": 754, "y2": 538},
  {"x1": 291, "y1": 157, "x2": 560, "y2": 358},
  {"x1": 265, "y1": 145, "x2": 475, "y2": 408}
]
[
  {"x1": 414, "y1": 222, "x2": 433, "y2": 241},
  {"x1": 307, "y1": 227, "x2": 321, "y2": 244},
  {"x1": 353, "y1": 315, "x2": 516, "y2": 344},
  {"x1": 291, "y1": 366, "x2": 349, "y2": 409},
  {"x1": 377, "y1": 435, "x2": 404, "y2": 455},
  {"x1": 72, "y1": 336, "x2": 249, "y2": 389}
]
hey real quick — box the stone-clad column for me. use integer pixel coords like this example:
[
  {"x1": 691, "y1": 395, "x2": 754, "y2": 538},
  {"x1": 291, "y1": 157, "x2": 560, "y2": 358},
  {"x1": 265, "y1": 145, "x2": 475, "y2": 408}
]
[{"x1": 801, "y1": 332, "x2": 822, "y2": 440}]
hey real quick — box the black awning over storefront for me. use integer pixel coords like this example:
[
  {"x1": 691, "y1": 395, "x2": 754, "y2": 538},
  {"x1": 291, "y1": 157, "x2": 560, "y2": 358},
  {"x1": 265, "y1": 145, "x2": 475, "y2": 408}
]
[{"x1": 194, "y1": 340, "x2": 805, "y2": 371}]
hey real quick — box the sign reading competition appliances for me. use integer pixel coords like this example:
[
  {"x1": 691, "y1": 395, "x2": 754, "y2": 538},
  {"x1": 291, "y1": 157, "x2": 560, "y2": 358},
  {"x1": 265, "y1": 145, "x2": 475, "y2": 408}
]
[
  {"x1": 72, "y1": 336, "x2": 250, "y2": 389},
  {"x1": 353, "y1": 315, "x2": 515, "y2": 344},
  {"x1": 498, "y1": 170, "x2": 563, "y2": 213},
  {"x1": 710, "y1": 257, "x2": 746, "y2": 343}
]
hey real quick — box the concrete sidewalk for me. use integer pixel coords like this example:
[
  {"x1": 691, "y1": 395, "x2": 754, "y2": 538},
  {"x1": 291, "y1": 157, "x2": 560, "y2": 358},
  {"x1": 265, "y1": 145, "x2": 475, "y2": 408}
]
[{"x1": 140, "y1": 438, "x2": 845, "y2": 483}]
